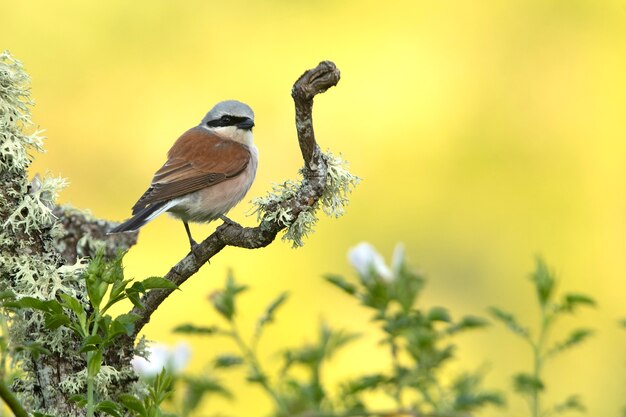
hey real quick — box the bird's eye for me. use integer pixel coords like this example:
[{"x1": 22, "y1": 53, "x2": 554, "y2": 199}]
[{"x1": 221, "y1": 115, "x2": 233, "y2": 124}]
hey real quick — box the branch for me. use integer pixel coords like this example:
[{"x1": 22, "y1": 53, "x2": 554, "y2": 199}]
[
  {"x1": 130, "y1": 61, "x2": 341, "y2": 337},
  {"x1": 54, "y1": 205, "x2": 138, "y2": 263}
]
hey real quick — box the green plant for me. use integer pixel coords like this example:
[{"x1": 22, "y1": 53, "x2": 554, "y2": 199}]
[
  {"x1": 175, "y1": 244, "x2": 502, "y2": 417},
  {"x1": 490, "y1": 257, "x2": 595, "y2": 417},
  {"x1": 9, "y1": 249, "x2": 178, "y2": 417},
  {"x1": 327, "y1": 243, "x2": 503, "y2": 416}
]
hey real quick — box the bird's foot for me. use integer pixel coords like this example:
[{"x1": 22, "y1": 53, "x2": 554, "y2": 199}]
[
  {"x1": 189, "y1": 241, "x2": 211, "y2": 264},
  {"x1": 219, "y1": 215, "x2": 240, "y2": 227},
  {"x1": 189, "y1": 239, "x2": 203, "y2": 259}
]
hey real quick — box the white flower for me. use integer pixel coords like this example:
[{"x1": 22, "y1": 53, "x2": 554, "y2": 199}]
[
  {"x1": 131, "y1": 342, "x2": 191, "y2": 378},
  {"x1": 348, "y1": 242, "x2": 393, "y2": 282}
]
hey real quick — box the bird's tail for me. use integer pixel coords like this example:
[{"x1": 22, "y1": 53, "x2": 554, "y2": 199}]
[{"x1": 109, "y1": 201, "x2": 173, "y2": 234}]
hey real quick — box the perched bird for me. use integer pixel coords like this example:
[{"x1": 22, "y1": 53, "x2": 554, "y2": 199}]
[{"x1": 110, "y1": 100, "x2": 258, "y2": 249}]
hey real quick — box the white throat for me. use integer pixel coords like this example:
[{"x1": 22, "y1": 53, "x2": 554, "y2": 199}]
[{"x1": 204, "y1": 125, "x2": 254, "y2": 146}]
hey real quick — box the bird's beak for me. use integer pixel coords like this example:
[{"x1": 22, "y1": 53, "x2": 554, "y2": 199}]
[{"x1": 237, "y1": 118, "x2": 255, "y2": 130}]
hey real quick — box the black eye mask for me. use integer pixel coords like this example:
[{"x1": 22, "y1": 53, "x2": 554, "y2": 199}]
[{"x1": 206, "y1": 115, "x2": 252, "y2": 128}]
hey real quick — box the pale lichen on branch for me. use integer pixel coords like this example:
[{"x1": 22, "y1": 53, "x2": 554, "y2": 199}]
[
  {"x1": 0, "y1": 51, "x2": 140, "y2": 416},
  {"x1": 252, "y1": 150, "x2": 360, "y2": 247}
]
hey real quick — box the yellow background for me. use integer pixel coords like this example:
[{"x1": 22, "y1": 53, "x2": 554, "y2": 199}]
[{"x1": 3, "y1": 0, "x2": 626, "y2": 415}]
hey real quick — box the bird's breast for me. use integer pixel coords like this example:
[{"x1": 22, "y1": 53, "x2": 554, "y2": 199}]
[{"x1": 168, "y1": 145, "x2": 258, "y2": 223}]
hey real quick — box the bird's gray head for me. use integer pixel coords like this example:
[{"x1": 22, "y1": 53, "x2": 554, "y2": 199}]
[{"x1": 201, "y1": 100, "x2": 255, "y2": 130}]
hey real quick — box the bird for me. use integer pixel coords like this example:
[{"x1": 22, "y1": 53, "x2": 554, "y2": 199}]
[{"x1": 109, "y1": 100, "x2": 258, "y2": 250}]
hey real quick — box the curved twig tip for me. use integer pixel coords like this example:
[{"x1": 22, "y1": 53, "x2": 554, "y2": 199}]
[{"x1": 292, "y1": 61, "x2": 341, "y2": 101}]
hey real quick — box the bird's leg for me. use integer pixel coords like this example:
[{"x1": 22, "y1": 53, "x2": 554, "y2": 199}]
[
  {"x1": 183, "y1": 221, "x2": 208, "y2": 262},
  {"x1": 219, "y1": 214, "x2": 240, "y2": 227},
  {"x1": 183, "y1": 220, "x2": 198, "y2": 249}
]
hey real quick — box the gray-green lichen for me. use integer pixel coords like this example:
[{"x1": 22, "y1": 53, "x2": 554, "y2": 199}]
[
  {"x1": 0, "y1": 51, "x2": 44, "y2": 175},
  {"x1": 0, "y1": 51, "x2": 139, "y2": 416},
  {"x1": 252, "y1": 150, "x2": 360, "y2": 247},
  {"x1": 0, "y1": 50, "x2": 85, "y2": 414},
  {"x1": 59, "y1": 365, "x2": 135, "y2": 398}
]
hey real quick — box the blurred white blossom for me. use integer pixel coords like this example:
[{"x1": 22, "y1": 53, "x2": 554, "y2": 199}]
[
  {"x1": 131, "y1": 342, "x2": 191, "y2": 378},
  {"x1": 348, "y1": 242, "x2": 393, "y2": 281}
]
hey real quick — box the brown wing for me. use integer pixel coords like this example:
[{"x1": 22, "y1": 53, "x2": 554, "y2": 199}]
[{"x1": 131, "y1": 127, "x2": 250, "y2": 214}]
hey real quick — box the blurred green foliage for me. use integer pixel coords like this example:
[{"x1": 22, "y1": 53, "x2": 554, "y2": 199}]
[
  {"x1": 173, "y1": 245, "x2": 503, "y2": 417},
  {"x1": 490, "y1": 257, "x2": 595, "y2": 417}
]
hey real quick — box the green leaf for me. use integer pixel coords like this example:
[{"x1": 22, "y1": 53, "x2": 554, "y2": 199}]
[
  {"x1": 107, "y1": 321, "x2": 129, "y2": 341},
  {"x1": 150, "y1": 370, "x2": 175, "y2": 406},
  {"x1": 210, "y1": 273, "x2": 248, "y2": 321},
  {"x1": 59, "y1": 294, "x2": 85, "y2": 316},
  {"x1": 559, "y1": 293, "x2": 596, "y2": 313},
  {"x1": 547, "y1": 328, "x2": 594, "y2": 357},
  {"x1": 126, "y1": 289, "x2": 144, "y2": 310},
  {"x1": 343, "y1": 374, "x2": 388, "y2": 393},
  {"x1": 213, "y1": 354, "x2": 244, "y2": 368},
  {"x1": 530, "y1": 256, "x2": 555, "y2": 307},
  {"x1": 246, "y1": 367, "x2": 268, "y2": 384},
  {"x1": 68, "y1": 394, "x2": 87, "y2": 407},
  {"x1": 110, "y1": 313, "x2": 141, "y2": 337},
  {"x1": 553, "y1": 395, "x2": 586, "y2": 413},
  {"x1": 173, "y1": 324, "x2": 220, "y2": 335},
  {"x1": 88, "y1": 350, "x2": 103, "y2": 377},
  {"x1": 96, "y1": 400, "x2": 123, "y2": 417},
  {"x1": 59, "y1": 294, "x2": 87, "y2": 332},
  {"x1": 97, "y1": 315, "x2": 113, "y2": 339},
  {"x1": 11, "y1": 297, "x2": 62, "y2": 314},
  {"x1": 119, "y1": 394, "x2": 147, "y2": 415},
  {"x1": 447, "y1": 316, "x2": 490, "y2": 334},
  {"x1": 513, "y1": 373, "x2": 544, "y2": 395},
  {"x1": 110, "y1": 278, "x2": 132, "y2": 297},
  {"x1": 80, "y1": 334, "x2": 104, "y2": 353},
  {"x1": 87, "y1": 280, "x2": 108, "y2": 311},
  {"x1": 107, "y1": 279, "x2": 133, "y2": 307},
  {"x1": 488, "y1": 307, "x2": 529, "y2": 338},
  {"x1": 257, "y1": 291, "x2": 289, "y2": 331},
  {"x1": 427, "y1": 306, "x2": 451, "y2": 322},
  {"x1": 141, "y1": 276, "x2": 179, "y2": 290},
  {"x1": 116, "y1": 312, "x2": 141, "y2": 325},
  {"x1": 324, "y1": 274, "x2": 357, "y2": 295},
  {"x1": 45, "y1": 313, "x2": 71, "y2": 330}
]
